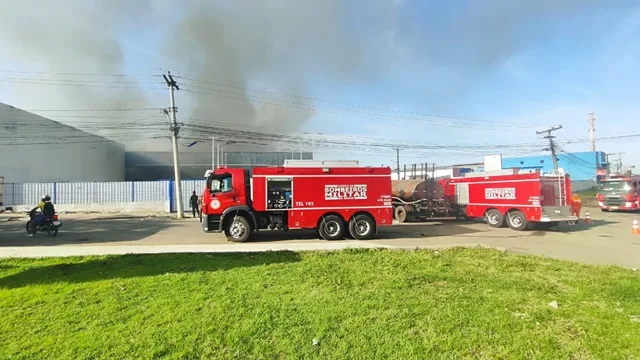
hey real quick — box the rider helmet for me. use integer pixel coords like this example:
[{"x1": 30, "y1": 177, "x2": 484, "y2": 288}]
[{"x1": 42, "y1": 195, "x2": 51, "y2": 202}]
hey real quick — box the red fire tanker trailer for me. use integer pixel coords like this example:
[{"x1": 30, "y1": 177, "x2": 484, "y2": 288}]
[
  {"x1": 447, "y1": 169, "x2": 578, "y2": 230},
  {"x1": 392, "y1": 169, "x2": 578, "y2": 230}
]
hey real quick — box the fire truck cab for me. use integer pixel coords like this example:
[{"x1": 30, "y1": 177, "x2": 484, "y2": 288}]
[
  {"x1": 201, "y1": 160, "x2": 394, "y2": 242},
  {"x1": 597, "y1": 175, "x2": 640, "y2": 212}
]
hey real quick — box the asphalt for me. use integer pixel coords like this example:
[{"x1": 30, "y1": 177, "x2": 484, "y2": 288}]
[{"x1": 1, "y1": 207, "x2": 639, "y2": 268}]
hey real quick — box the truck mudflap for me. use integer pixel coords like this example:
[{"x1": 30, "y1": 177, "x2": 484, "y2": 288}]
[
  {"x1": 203, "y1": 207, "x2": 259, "y2": 233},
  {"x1": 202, "y1": 214, "x2": 222, "y2": 233}
]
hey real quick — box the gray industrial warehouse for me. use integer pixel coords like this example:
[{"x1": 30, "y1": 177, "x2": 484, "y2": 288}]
[
  {"x1": 0, "y1": 102, "x2": 125, "y2": 183},
  {"x1": 126, "y1": 151, "x2": 313, "y2": 181},
  {"x1": 1, "y1": 102, "x2": 314, "y2": 183}
]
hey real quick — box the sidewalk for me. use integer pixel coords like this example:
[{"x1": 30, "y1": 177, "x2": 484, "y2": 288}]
[
  {"x1": 0, "y1": 242, "x2": 392, "y2": 258},
  {"x1": 0, "y1": 212, "x2": 174, "y2": 222},
  {"x1": 0, "y1": 242, "x2": 499, "y2": 258}
]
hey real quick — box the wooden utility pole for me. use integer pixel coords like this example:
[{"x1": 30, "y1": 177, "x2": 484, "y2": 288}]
[
  {"x1": 393, "y1": 148, "x2": 402, "y2": 179},
  {"x1": 537, "y1": 126, "x2": 563, "y2": 173}
]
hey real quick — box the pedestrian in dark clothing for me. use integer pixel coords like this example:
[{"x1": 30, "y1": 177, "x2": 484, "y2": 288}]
[{"x1": 190, "y1": 191, "x2": 200, "y2": 218}]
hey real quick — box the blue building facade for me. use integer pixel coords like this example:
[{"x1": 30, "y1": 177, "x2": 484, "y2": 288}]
[{"x1": 502, "y1": 151, "x2": 608, "y2": 181}]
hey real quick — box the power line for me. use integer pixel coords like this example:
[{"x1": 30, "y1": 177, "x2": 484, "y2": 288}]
[
  {"x1": 179, "y1": 86, "x2": 538, "y2": 133},
  {"x1": 180, "y1": 117, "x2": 545, "y2": 148},
  {"x1": 536, "y1": 125, "x2": 562, "y2": 172},
  {"x1": 607, "y1": 152, "x2": 625, "y2": 174},
  {"x1": 0, "y1": 79, "x2": 165, "y2": 90},
  {"x1": 182, "y1": 123, "x2": 544, "y2": 151},
  {"x1": 176, "y1": 76, "x2": 545, "y2": 128},
  {"x1": 0, "y1": 107, "x2": 163, "y2": 112},
  {"x1": 0, "y1": 69, "x2": 155, "y2": 77},
  {"x1": 0, "y1": 76, "x2": 161, "y2": 84}
]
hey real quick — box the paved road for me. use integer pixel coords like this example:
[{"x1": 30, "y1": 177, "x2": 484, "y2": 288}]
[{"x1": 1, "y1": 208, "x2": 639, "y2": 268}]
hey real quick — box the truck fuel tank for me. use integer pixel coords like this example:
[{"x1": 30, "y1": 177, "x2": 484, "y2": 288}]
[{"x1": 392, "y1": 179, "x2": 445, "y2": 202}]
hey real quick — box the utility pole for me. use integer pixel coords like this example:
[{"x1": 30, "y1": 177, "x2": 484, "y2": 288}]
[
  {"x1": 618, "y1": 153, "x2": 624, "y2": 174},
  {"x1": 221, "y1": 147, "x2": 225, "y2": 166},
  {"x1": 607, "y1": 152, "x2": 624, "y2": 174},
  {"x1": 211, "y1": 136, "x2": 216, "y2": 170},
  {"x1": 163, "y1": 71, "x2": 184, "y2": 219},
  {"x1": 393, "y1": 148, "x2": 402, "y2": 179},
  {"x1": 536, "y1": 125, "x2": 562, "y2": 173},
  {"x1": 587, "y1": 112, "x2": 596, "y2": 152},
  {"x1": 216, "y1": 144, "x2": 221, "y2": 167}
]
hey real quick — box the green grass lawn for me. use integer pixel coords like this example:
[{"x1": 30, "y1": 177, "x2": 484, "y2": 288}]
[{"x1": 1, "y1": 248, "x2": 639, "y2": 359}]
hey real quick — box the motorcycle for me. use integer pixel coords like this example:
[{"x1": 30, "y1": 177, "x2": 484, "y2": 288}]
[{"x1": 26, "y1": 209, "x2": 62, "y2": 236}]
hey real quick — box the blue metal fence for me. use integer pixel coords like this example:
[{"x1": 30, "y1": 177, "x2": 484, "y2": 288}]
[
  {"x1": 3, "y1": 180, "x2": 204, "y2": 212},
  {"x1": 3, "y1": 179, "x2": 594, "y2": 212}
]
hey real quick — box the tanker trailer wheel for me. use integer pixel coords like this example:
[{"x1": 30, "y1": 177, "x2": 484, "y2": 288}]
[
  {"x1": 506, "y1": 210, "x2": 527, "y2": 231},
  {"x1": 349, "y1": 214, "x2": 375, "y2": 240},
  {"x1": 224, "y1": 215, "x2": 251, "y2": 242},
  {"x1": 319, "y1": 215, "x2": 345, "y2": 241},
  {"x1": 485, "y1": 209, "x2": 504, "y2": 228},
  {"x1": 394, "y1": 206, "x2": 408, "y2": 223}
]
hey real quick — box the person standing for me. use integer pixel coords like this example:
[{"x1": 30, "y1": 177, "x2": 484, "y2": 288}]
[
  {"x1": 571, "y1": 193, "x2": 582, "y2": 219},
  {"x1": 189, "y1": 191, "x2": 200, "y2": 219}
]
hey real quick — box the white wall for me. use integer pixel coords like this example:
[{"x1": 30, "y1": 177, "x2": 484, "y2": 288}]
[
  {"x1": 0, "y1": 103, "x2": 125, "y2": 183},
  {"x1": 0, "y1": 142, "x2": 125, "y2": 183},
  {"x1": 572, "y1": 180, "x2": 596, "y2": 193}
]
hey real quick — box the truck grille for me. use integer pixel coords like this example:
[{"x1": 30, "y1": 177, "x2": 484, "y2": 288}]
[{"x1": 604, "y1": 198, "x2": 625, "y2": 207}]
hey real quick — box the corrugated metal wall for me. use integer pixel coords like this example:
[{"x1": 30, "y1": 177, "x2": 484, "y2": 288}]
[
  {"x1": 2, "y1": 180, "x2": 201, "y2": 212},
  {"x1": 2, "y1": 179, "x2": 597, "y2": 212},
  {"x1": 173, "y1": 179, "x2": 207, "y2": 212}
]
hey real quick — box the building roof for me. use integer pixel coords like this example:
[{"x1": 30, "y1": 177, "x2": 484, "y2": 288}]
[{"x1": 0, "y1": 102, "x2": 112, "y2": 146}]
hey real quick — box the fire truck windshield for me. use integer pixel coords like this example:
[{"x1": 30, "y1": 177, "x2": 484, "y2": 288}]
[
  {"x1": 208, "y1": 174, "x2": 233, "y2": 193},
  {"x1": 599, "y1": 180, "x2": 631, "y2": 193}
]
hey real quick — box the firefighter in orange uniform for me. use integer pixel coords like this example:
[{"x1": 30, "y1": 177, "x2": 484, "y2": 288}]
[{"x1": 571, "y1": 193, "x2": 582, "y2": 219}]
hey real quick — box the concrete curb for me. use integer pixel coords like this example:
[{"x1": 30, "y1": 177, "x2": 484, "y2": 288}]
[
  {"x1": 0, "y1": 216, "x2": 26, "y2": 222},
  {"x1": 0, "y1": 242, "x2": 506, "y2": 259}
]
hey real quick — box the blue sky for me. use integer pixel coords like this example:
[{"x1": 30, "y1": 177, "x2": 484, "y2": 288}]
[{"x1": 1, "y1": 1, "x2": 639, "y2": 170}]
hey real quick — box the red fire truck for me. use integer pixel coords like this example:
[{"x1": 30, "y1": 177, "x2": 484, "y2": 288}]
[
  {"x1": 596, "y1": 174, "x2": 640, "y2": 212},
  {"x1": 201, "y1": 160, "x2": 394, "y2": 242},
  {"x1": 447, "y1": 169, "x2": 578, "y2": 230}
]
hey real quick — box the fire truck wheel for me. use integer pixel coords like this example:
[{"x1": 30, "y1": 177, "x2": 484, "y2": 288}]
[
  {"x1": 506, "y1": 210, "x2": 527, "y2": 231},
  {"x1": 394, "y1": 206, "x2": 407, "y2": 223},
  {"x1": 224, "y1": 216, "x2": 251, "y2": 242},
  {"x1": 485, "y1": 209, "x2": 504, "y2": 228},
  {"x1": 318, "y1": 215, "x2": 345, "y2": 241},
  {"x1": 349, "y1": 214, "x2": 375, "y2": 240}
]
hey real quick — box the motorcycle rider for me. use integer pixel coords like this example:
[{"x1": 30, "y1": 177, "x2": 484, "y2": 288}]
[{"x1": 28, "y1": 195, "x2": 56, "y2": 236}]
